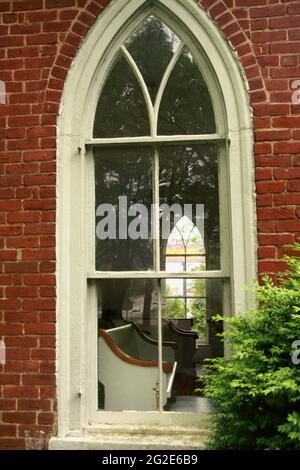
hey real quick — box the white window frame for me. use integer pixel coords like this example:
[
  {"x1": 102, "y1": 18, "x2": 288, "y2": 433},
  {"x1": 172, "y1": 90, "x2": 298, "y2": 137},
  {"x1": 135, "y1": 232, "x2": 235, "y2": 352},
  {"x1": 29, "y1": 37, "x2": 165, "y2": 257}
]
[{"x1": 54, "y1": 0, "x2": 257, "y2": 442}]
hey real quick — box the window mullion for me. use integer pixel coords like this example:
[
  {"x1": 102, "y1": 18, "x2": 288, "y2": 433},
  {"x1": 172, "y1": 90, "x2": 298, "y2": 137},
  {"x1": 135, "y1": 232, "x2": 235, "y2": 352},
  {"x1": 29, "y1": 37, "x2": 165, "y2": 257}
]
[
  {"x1": 153, "y1": 145, "x2": 163, "y2": 413},
  {"x1": 153, "y1": 146, "x2": 160, "y2": 271},
  {"x1": 121, "y1": 45, "x2": 154, "y2": 136},
  {"x1": 153, "y1": 43, "x2": 184, "y2": 132}
]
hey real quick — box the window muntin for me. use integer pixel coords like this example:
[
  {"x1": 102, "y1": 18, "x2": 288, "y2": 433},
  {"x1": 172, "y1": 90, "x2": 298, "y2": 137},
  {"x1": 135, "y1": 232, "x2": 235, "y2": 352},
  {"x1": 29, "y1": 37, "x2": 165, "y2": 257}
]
[{"x1": 90, "y1": 15, "x2": 226, "y2": 414}]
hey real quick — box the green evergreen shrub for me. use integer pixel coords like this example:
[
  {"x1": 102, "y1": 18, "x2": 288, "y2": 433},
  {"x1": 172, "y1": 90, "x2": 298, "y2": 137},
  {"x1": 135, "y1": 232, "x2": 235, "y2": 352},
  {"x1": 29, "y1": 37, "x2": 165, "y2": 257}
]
[{"x1": 203, "y1": 245, "x2": 300, "y2": 450}]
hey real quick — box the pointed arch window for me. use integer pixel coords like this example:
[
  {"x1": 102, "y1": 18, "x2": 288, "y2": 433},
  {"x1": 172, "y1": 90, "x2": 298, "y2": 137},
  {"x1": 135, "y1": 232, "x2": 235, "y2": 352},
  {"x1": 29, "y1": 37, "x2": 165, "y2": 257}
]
[
  {"x1": 93, "y1": 15, "x2": 216, "y2": 139},
  {"x1": 55, "y1": 0, "x2": 256, "y2": 439},
  {"x1": 84, "y1": 12, "x2": 231, "y2": 418}
]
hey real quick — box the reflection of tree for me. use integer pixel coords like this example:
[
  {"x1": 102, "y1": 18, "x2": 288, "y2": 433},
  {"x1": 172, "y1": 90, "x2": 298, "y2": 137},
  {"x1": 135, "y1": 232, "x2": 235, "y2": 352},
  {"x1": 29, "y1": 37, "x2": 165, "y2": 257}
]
[
  {"x1": 95, "y1": 148, "x2": 153, "y2": 272},
  {"x1": 158, "y1": 48, "x2": 216, "y2": 135},
  {"x1": 93, "y1": 54, "x2": 149, "y2": 138},
  {"x1": 94, "y1": 16, "x2": 215, "y2": 137},
  {"x1": 126, "y1": 16, "x2": 179, "y2": 102}
]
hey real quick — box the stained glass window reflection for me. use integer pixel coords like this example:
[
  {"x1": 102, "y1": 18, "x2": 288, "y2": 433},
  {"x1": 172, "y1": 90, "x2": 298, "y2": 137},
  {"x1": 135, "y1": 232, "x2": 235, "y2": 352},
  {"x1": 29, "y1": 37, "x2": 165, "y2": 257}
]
[
  {"x1": 165, "y1": 216, "x2": 206, "y2": 272},
  {"x1": 159, "y1": 144, "x2": 220, "y2": 271}
]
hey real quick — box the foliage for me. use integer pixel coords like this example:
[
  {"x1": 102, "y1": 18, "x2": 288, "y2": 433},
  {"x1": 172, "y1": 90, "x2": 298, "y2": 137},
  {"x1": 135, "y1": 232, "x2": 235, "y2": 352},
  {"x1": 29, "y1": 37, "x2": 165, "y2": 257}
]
[
  {"x1": 190, "y1": 278, "x2": 207, "y2": 341},
  {"x1": 191, "y1": 303, "x2": 206, "y2": 341},
  {"x1": 202, "y1": 245, "x2": 300, "y2": 450},
  {"x1": 165, "y1": 297, "x2": 185, "y2": 319},
  {"x1": 164, "y1": 279, "x2": 208, "y2": 340}
]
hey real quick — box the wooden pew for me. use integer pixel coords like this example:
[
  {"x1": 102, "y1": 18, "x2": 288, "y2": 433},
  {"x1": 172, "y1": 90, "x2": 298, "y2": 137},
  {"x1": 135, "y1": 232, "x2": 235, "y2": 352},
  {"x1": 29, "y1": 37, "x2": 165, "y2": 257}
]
[{"x1": 98, "y1": 323, "x2": 177, "y2": 411}]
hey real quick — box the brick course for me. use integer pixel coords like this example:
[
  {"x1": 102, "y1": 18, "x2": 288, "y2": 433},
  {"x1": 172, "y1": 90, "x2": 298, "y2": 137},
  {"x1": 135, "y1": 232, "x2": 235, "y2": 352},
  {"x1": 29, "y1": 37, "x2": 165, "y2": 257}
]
[{"x1": 0, "y1": 0, "x2": 299, "y2": 449}]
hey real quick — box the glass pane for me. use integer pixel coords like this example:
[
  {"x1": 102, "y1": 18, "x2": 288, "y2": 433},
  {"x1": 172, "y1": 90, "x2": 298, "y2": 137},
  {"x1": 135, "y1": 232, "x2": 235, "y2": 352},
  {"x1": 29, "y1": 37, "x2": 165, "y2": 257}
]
[
  {"x1": 93, "y1": 54, "x2": 150, "y2": 138},
  {"x1": 95, "y1": 147, "x2": 153, "y2": 271},
  {"x1": 165, "y1": 256, "x2": 185, "y2": 272},
  {"x1": 158, "y1": 47, "x2": 216, "y2": 135},
  {"x1": 186, "y1": 257, "x2": 206, "y2": 272},
  {"x1": 159, "y1": 144, "x2": 220, "y2": 271},
  {"x1": 97, "y1": 279, "x2": 162, "y2": 411},
  {"x1": 160, "y1": 278, "x2": 223, "y2": 410},
  {"x1": 165, "y1": 226, "x2": 185, "y2": 255},
  {"x1": 125, "y1": 16, "x2": 181, "y2": 103},
  {"x1": 186, "y1": 226, "x2": 204, "y2": 255}
]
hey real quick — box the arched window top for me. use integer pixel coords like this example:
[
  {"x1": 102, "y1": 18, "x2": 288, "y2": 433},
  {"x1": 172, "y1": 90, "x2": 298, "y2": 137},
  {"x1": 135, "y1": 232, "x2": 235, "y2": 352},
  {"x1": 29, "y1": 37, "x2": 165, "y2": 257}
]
[
  {"x1": 165, "y1": 216, "x2": 206, "y2": 273},
  {"x1": 166, "y1": 216, "x2": 205, "y2": 256},
  {"x1": 125, "y1": 15, "x2": 181, "y2": 103},
  {"x1": 93, "y1": 15, "x2": 216, "y2": 138}
]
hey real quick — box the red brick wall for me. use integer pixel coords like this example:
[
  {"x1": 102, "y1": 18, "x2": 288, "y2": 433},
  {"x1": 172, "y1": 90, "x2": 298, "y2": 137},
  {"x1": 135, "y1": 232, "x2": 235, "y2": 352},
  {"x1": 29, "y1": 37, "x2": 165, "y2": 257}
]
[{"x1": 0, "y1": 0, "x2": 299, "y2": 450}]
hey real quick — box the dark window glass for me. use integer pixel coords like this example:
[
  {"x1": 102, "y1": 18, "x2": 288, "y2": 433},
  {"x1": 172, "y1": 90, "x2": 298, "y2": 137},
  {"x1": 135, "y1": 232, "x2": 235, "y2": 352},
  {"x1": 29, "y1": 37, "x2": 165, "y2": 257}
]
[
  {"x1": 95, "y1": 147, "x2": 153, "y2": 271},
  {"x1": 158, "y1": 47, "x2": 216, "y2": 135},
  {"x1": 93, "y1": 54, "x2": 150, "y2": 138}
]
